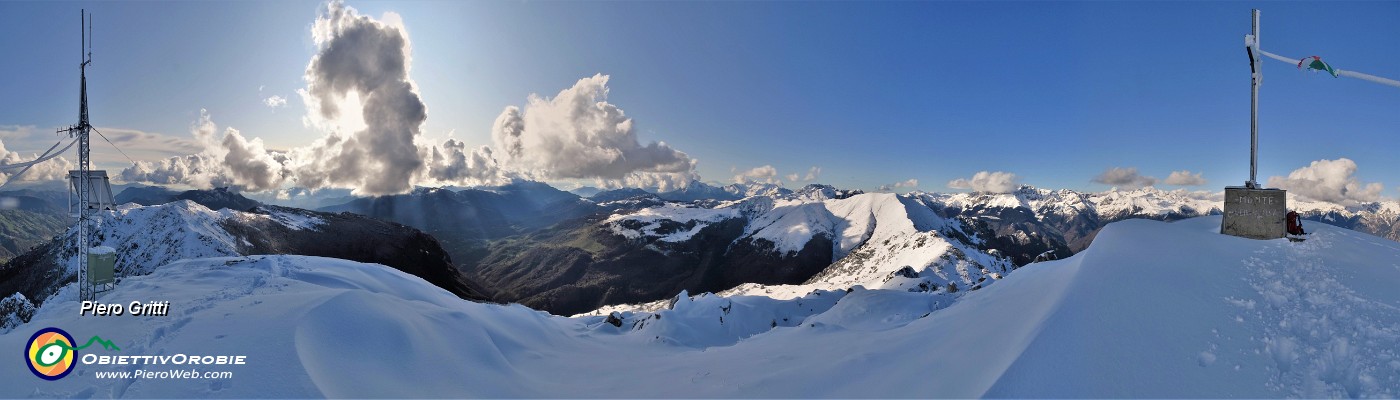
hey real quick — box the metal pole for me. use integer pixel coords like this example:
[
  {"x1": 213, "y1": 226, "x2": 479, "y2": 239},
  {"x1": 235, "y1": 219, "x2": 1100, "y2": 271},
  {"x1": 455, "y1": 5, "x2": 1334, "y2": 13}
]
[{"x1": 1249, "y1": 9, "x2": 1260, "y2": 189}]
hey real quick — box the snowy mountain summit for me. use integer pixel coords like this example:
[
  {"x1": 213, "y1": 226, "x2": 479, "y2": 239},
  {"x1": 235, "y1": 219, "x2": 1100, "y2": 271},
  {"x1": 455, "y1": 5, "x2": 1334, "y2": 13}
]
[{"x1": 4, "y1": 215, "x2": 1398, "y2": 397}]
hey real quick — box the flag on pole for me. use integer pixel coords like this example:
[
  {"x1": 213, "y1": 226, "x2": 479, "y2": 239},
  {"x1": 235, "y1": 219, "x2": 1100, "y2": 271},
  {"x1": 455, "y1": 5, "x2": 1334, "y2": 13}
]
[{"x1": 1297, "y1": 56, "x2": 1339, "y2": 78}]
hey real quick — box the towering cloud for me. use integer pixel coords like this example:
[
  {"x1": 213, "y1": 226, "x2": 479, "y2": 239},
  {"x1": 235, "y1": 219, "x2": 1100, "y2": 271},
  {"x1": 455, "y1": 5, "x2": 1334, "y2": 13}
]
[
  {"x1": 1267, "y1": 158, "x2": 1383, "y2": 204},
  {"x1": 948, "y1": 171, "x2": 1019, "y2": 193},
  {"x1": 290, "y1": 0, "x2": 426, "y2": 195},
  {"x1": 122, "y1": 2, "x2": 451, "y2": 194}
]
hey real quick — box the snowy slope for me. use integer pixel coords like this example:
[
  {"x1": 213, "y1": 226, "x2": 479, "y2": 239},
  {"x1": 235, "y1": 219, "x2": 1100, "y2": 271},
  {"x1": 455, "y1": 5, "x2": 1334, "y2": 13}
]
[
  {"x1": 4, "y1": 216, "x2": 1399, "y2": 397},
  {"x1": 981, "y1": 218, "x2": 1400, "y2": 397},
  {"x1": 774, "y1": 194, "x2": 1004, "y2": 294}
]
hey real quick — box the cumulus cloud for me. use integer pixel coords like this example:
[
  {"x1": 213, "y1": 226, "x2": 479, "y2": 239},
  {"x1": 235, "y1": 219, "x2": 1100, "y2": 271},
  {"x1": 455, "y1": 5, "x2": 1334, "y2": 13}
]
[
  {"x1": 878, "y1": 178, "x2": 919, "y2": 192},
  {"x1": 948, "y1": 171, "x2": 1020, "y2": 193},
  {"x1": 120, "y1": 109, "x2": 286, "y2": 191},
  {"x1": 263, "y1": 95, "x2": 288, "y2": 108},
  {"x1": 120, "y1": 154, "x2": 226, "y2": 188},
  {"x1": 1266, "y1": 158, "x2": 1383, "y2": 204},
  {"x1": 1163, "y1": 170, "x2": 1207, "y2": 186},
  {"x1": 733, "y1": 165, "x2": 779, "y2": 185},
  {"x1": 1093, "y1": 167, "x2": 1157, "y2": 189},
  {"x1": 490, "y1": 74, "x2": 698, "y2": 190},
  {"x1": 219, "y1": 128, "x2": 289, "y2": 191}
]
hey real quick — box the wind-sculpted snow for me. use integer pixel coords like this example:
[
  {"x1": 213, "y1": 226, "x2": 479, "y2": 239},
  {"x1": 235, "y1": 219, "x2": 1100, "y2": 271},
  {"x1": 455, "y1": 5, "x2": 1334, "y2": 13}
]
[{"x1": 4, "y1": 216, "x2": 1400, "y2": 397}]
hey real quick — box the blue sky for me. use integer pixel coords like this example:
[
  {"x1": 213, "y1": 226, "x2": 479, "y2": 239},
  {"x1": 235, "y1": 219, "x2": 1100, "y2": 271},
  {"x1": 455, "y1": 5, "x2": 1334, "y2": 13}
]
[{"x1": 1, "y1": 1, "x2": 1396, "y2": 195}]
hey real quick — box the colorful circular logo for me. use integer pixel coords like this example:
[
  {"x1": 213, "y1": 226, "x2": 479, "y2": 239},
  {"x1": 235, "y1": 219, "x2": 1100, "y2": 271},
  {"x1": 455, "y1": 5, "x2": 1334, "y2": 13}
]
[{"x1": 26, "y1": 327, "x2": 77, "y2": 380}]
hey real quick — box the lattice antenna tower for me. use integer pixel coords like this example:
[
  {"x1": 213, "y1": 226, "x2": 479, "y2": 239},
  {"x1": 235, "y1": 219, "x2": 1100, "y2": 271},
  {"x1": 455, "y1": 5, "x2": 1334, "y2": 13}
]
[{"x1": 56, "y1": 9, "x2": 99, "y2": 302}]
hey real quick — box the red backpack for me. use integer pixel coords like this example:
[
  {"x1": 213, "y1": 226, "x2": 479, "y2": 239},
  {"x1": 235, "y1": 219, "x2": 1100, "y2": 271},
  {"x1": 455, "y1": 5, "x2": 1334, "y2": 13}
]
[{"x1": 1286, "y1": 211, "x2": 1305, "y2": 235}]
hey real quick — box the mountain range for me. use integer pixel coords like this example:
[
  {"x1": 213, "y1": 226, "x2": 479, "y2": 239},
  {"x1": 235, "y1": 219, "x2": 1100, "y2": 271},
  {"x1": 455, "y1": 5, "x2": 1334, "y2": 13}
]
[{"x1": 6, "y1": 180, "x2": 1400, "y2": 319}]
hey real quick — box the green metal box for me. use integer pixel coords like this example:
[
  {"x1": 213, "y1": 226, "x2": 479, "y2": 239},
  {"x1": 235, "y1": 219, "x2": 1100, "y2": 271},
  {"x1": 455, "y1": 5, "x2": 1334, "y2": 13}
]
[{"x1": 87, "y1": 247, "x2": 116, "y2": 285}]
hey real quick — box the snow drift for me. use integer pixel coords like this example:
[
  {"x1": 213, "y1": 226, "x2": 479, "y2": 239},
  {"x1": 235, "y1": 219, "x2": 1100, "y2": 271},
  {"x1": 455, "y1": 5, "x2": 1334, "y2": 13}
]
[{"x1": 3, "y1": 216, "x2": 1399, "y2": 397}]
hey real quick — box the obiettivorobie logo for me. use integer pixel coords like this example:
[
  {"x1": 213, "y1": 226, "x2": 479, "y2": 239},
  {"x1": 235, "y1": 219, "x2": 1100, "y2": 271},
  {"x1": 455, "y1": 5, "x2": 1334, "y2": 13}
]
[{"x1": 24, "y1": 327, "x2": 121, "y2": 380}]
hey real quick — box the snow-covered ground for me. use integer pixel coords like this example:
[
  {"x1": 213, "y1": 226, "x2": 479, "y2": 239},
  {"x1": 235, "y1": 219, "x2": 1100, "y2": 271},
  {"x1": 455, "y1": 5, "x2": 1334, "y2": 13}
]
[{"x1": 4, "y1": 216, "x2": 1399, "y2": 397}]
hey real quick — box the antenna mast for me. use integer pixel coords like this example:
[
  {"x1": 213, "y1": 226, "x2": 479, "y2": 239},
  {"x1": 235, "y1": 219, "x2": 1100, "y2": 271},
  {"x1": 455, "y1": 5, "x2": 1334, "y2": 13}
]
[{"x1": 58, "y1": 9, "x2": 97, "y2": 302}]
